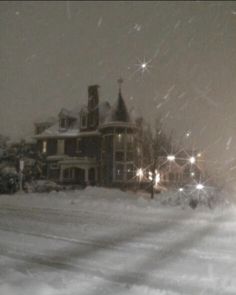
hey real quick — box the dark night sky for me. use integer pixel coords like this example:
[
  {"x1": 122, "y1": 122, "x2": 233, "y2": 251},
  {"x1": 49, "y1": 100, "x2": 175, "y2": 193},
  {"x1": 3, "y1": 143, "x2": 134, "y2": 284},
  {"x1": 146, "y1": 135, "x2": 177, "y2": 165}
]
[{"x1": 1, "y1": 1, "x2": 236, "y2": 171}]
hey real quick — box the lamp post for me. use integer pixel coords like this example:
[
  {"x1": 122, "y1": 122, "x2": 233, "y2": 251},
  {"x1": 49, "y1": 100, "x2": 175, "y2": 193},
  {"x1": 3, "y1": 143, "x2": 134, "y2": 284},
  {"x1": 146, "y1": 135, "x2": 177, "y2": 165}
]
[
  {"x1": 150, "y1": 158, "x2": 157, "y2": 199},
  {"x1": 167, "y1": 155, "x2": 175, "y2": 162},
  {"x1": 19, "y1": 159, "x2": 24, "y2": 192}
]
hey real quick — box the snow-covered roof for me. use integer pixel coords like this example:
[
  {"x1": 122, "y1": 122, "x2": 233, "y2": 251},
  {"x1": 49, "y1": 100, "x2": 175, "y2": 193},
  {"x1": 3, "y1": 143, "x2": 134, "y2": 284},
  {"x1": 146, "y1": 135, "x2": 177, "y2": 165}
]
[
  {"x1": 78, "y1": 130, "x2": 100, "y2": 137},
  {"x1": 34, "y1": 90, "x2": 140, "y2": 139},
  {"x1": 100, "y1": 121, "x2": 137, "y2": 130},
  {"x1": 34, "y1": 116, "x2": 57, "y2": 125},
  {"x1": 34, "y1": 120, "x2": 80, "y2": 139},
  {"x1": 59, "y1": 108, "x2": 79, "y2": 119}
]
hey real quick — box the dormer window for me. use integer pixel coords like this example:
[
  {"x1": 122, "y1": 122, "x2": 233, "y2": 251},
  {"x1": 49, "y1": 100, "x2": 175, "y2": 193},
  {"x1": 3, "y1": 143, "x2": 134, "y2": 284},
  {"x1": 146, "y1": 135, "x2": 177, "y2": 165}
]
[
  {"x1": 80, "y1": 113, "x2": 87, "y2": 129},
  {"x1": 60, "y1": 118, "x2": 68, "y2": 129}
]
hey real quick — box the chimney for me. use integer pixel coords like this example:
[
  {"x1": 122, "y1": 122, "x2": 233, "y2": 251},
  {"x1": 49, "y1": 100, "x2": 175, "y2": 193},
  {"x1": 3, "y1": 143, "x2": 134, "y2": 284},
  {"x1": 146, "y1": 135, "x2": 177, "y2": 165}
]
[{"x1": 87, "y1": 85, "x2": 99, "y2": 130}]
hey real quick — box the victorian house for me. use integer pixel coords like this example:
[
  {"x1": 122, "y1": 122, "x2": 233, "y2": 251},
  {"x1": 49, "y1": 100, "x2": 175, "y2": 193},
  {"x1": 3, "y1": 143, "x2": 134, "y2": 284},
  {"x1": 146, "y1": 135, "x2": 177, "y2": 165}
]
[{"x1": 34, "y1": 83, "x2": 142, "y2": 187}]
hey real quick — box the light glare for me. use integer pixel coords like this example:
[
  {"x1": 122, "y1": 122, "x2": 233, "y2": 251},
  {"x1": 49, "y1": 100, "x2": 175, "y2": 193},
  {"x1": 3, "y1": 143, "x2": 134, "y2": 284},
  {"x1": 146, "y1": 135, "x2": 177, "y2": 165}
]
[
  {"x1": 189, "y1": 156, "x2": 196, "y2": 164},
  {"x1": 136, "y1": 168, "x2": 144, "y2": 181},
  {"x1": 196, "y1": 183, "x2": 204, "y2": 190},
  {"x1": 167, "y1": 155, "x2": 175, "y2": 161}
]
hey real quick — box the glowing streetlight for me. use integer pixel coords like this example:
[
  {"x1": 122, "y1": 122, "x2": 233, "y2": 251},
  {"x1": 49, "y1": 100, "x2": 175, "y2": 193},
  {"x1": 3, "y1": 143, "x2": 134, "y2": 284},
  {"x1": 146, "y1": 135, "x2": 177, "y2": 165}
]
[
  {"x1": 196, "y1": 183, "x2": 204, "y2": 190},
  {"x1": 189, "y1": 156, "x2": 196, "y2": 164},
  {"x1": 167, "y1": 155, "x2": 175, "y2": 162},
  {"x1": 141, "y1": 63, "x2": 147, "y2": 69},
  {"x1": 191, "y1": 172, "x2": 195, "y2": 177},
  {"x1": 179, "y1": 187, "x2": 184, "y2": 192},
  {"x1": 186, "y1": 131, "x2": 191, "y2": 138},
  {"x1": 197, "y1": 153, "x2": 202, "y2": 158}
]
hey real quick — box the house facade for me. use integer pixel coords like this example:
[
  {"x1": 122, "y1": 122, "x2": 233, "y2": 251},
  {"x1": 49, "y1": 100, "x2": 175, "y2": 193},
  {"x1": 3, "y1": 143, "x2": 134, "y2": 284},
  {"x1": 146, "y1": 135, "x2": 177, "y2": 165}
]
[{"x1": 34, "y1": 84, "x2": 142, "y2": 187}]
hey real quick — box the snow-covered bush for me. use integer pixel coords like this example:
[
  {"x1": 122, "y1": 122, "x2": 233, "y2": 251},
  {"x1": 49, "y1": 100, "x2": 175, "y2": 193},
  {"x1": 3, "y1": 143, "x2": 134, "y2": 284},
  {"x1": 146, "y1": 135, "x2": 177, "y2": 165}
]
[
  {"x1": 24, "y1": 180, "x2": 63, "y2": 193},
  {"x1": 0, "y1": 166, "x2": 19, "y2": 194},
  {"x1": 155, "y1": 185, "x2": 228, "y2": 209}
]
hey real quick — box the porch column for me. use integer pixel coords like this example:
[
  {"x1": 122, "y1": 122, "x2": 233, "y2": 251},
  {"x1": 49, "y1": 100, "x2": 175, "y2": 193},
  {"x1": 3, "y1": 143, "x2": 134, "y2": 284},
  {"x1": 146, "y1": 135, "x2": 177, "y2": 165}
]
[{"x1": 85, "y1": 168, "x2": 89, "y2": 184}]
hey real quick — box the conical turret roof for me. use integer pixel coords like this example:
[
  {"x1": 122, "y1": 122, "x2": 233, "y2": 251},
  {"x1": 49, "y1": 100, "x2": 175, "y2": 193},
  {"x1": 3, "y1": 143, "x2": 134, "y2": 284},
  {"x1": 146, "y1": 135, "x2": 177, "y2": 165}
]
[{"x1": 111, "y1": 89, "x2": 130, "y2": 122}]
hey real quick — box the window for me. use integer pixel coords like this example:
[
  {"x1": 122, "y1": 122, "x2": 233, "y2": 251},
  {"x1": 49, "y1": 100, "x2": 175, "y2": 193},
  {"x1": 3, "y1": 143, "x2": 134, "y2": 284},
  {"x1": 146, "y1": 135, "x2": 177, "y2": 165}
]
[
  {"x1": 57, "y1": 139, "x2": 64, "y2": 155},
  {"x1": 137, "y1": 145, "x2": 141, "y2": 156},
  {"x1": 115, "y1": 133, "x2": 124, "y2": 150},
  {"x1": 76, "y1": 138, "x2": 81, "y2": 153},
  {"x1": 42, "y1": 141, "x2": 47, "y2": 153},
  {"x1": 81, "y1": 113, "x2": 87, "y2": 129},
  {"x1": 115, "y1": 163, "x2": 124, "y2": 181},
  {"x1": 63, "y1": 168, "x2": 74, "y2": 180},
  {"x1": 126, "y1": 151, "x2": 134, "y2": 161},
  {"x1": 126, "y1": 164, "x2": 134, "y2": 180},
  {"x1": 50, "y1": 162, "x2": 59, "y2": 169},
  {"x1": 60, "y1": 118, "x2": 67, "y2": 129},
  {"x1": 115, "y1": 151, "x2": 124, "y2": 161},
  {"x1": 127, "y1": 134, "x2": 134, "y2": 150},
  {"x1": 90, "y1": 114, "x2": 96, "y2": 127}
]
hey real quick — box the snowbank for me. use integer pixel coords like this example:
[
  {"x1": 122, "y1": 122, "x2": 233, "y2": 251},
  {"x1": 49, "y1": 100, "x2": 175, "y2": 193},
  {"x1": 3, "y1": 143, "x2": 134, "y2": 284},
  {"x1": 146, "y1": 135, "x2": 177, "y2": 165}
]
[{"x1": 0, "y1": 185, "x2": 232, "y2": 212}]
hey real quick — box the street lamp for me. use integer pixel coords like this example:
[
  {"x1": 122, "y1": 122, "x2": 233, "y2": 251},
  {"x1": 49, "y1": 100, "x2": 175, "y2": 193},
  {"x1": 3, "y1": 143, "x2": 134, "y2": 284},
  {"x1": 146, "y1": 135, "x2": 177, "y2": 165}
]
[
  {"x1": 167, "y1": 155, "x2": 175, "y2": 162},
  {"x1": 189, "y1": 156, "x2": 196, "y2": 164},
  {"x1": 196, "y1": 183, "x2": 204, "y2": 190}
]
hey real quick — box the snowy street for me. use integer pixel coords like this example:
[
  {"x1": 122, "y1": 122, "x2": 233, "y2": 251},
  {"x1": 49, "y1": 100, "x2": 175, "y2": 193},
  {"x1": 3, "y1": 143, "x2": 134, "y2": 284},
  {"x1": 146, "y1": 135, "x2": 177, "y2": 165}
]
[{"x1": 0, "y1": 187, "x2": 236, "y2": 295}]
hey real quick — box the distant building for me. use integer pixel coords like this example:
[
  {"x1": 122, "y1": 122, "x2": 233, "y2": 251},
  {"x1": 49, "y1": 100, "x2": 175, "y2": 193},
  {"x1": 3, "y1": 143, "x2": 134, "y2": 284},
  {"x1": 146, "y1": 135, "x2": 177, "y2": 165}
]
[
  {"x1": 34, "y1": 82, "x2": 143, "y2": 187},
  {"x1": 158, "y1": 150, "x2": 206, "y2": 187}
]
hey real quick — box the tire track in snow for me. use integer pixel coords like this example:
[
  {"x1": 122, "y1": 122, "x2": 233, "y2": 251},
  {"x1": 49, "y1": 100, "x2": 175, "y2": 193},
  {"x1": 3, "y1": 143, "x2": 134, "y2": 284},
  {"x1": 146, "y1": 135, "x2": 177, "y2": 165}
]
[{"x1": 0, "y1": 242, "x2": 234, "y2": 295}]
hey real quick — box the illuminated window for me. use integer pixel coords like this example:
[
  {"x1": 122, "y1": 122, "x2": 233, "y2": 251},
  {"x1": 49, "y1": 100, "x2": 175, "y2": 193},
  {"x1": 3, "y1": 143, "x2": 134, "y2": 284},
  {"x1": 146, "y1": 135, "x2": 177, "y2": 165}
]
[
  {"x1": 42, "y1": 141, "x2": 47, "y2": 153},
  {"x1": 115, "y1": 133, "x2": 124, "y2": 150},
  {"x1": 127, "y1": 134, "x2": 134, "y2": 150},
  {"x1": 115, "y1": 163, "x2": 124, "y2": 181},
  {"x1": 137, "y1": 146, "x2": 141, "y2": 155},
  {"x1": 127, "y1": 164, "x2": 134, "y2": 179}
]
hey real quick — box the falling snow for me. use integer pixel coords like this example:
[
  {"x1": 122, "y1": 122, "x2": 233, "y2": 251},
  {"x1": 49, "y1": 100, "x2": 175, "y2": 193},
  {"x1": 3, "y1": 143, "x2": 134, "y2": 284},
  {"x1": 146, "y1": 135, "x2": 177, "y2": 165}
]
[
  {"x1": 97, "y1": 17, "x2": 103, "y2": 27},
  {"x1": 1, "y1": 2, "x2": 236, "y2": 294}
]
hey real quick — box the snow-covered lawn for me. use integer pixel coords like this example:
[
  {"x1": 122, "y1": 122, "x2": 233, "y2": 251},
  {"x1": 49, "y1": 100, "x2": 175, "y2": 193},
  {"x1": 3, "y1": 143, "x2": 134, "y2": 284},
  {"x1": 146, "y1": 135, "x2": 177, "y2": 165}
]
[{"x1": 0, "y1": 187, "x2": 235, "y2": 295}]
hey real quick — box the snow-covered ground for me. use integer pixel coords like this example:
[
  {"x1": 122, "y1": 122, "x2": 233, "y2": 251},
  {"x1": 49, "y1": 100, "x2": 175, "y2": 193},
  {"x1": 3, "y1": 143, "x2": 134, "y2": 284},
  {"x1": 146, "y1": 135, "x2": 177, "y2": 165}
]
[{"x1": 0, "y1": 186, "x2": 236, "y2": 295}]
